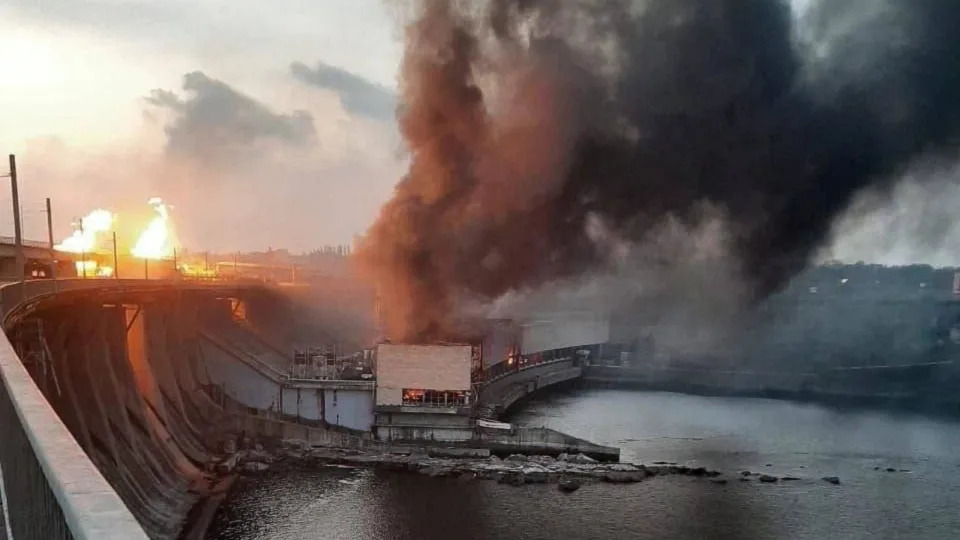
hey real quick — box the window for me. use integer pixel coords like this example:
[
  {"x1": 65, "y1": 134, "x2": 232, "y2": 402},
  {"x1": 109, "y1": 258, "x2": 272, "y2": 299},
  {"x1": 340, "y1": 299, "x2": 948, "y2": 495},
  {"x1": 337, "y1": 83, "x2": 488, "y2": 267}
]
[{"x1": 402, "y1": 388, "x2": 467, "y2": 407}]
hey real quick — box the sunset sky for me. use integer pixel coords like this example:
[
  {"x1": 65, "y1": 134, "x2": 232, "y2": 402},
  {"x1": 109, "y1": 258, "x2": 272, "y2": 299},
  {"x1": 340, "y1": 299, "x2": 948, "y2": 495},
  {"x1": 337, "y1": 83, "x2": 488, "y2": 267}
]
[{"x1": 1, "y1": 0, "x2": 404, "y2": 252}]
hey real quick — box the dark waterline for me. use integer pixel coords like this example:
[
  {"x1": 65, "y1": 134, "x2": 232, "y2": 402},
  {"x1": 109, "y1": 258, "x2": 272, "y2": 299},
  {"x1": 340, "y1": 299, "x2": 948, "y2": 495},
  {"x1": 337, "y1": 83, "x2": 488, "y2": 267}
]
[{"x1": 209, "y1": 389, "x2": 960, "y2": 539}]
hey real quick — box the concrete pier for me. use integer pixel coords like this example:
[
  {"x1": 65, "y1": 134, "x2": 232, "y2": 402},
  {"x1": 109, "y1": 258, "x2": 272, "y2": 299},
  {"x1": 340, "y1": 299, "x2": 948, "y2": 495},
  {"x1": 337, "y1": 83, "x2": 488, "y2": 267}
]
[{"x1": 476, "y1": 427, "x2": 619, "y2": 461}]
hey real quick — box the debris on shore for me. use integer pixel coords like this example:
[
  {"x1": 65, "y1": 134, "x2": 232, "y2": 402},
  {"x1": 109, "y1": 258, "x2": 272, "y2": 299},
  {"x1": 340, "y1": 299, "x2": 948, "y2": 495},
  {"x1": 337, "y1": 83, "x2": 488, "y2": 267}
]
[{"x1": 214, "y1": 439, "x2": 842, "y2": 490}]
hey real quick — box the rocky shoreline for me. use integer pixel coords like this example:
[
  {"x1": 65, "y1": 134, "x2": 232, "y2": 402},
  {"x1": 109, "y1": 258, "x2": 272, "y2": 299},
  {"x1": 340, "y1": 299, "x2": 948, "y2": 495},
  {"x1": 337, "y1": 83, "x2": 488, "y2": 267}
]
[{"x1": 215, "y1": 439, "x2": 846, "y2": 492}]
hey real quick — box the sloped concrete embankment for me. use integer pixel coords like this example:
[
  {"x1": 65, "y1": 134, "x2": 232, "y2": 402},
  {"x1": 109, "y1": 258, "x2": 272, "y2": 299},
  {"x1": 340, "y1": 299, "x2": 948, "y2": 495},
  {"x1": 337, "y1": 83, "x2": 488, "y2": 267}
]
[
  {"x1": 5, "y1": 289, "x2": 363, "y2": 539},
  {"x1": 8, "y1": 296, "x2": 236, "y2": 539}
]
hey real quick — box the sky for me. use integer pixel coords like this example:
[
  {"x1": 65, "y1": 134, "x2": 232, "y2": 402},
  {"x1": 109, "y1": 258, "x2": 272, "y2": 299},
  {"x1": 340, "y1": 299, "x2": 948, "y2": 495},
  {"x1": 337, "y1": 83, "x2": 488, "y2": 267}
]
[
  {"x1": 2, "y1": 0, "x2": 958, "y2": 265},
  {"x1": 0, "y1": 0, "x2": 405, "y2": 252}
]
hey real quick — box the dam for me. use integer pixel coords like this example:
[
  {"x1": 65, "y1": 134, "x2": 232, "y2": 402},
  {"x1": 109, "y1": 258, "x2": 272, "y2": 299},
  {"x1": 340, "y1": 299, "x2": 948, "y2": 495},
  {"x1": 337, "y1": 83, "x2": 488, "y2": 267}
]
[
  {"x1": 2, "y1": 263, "x2": 960, "y2": 539},
  {"x1": 0, "y1": 277, "x2": 611, "y2": 539}
]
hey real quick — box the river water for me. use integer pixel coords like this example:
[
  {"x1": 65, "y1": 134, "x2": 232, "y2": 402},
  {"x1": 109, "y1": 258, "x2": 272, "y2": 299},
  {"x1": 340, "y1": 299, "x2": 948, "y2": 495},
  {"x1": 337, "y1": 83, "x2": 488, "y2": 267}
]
[{"x1": 209, "y1": 389, "x2": 960, "y2": 539}]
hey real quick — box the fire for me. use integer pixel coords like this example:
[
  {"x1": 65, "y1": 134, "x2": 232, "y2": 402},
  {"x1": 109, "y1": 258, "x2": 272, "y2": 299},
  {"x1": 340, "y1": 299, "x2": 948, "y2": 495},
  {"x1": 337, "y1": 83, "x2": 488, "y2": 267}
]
[
  {"x1": 54, "y1": 197, "x2": 181, "y2": 278},
  {"x1": 74, "y1": 260, "x2": 114, "y2": 278},
  {"x1": 131, "y1": 198, "x2": 175, "y2": 260},
  {"x1": 54, "y1": 209, "x2": 114, "y2": 253},
  {"x1": 178, "y1": 262, "x2": 217, "y2": 278}
]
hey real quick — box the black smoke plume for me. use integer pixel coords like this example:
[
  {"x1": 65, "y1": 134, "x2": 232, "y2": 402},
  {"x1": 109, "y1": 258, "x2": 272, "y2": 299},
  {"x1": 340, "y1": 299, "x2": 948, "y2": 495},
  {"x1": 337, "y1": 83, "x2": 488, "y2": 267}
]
[{"x1": 359, "y1": 0, "x2": 960, "y2": 342}]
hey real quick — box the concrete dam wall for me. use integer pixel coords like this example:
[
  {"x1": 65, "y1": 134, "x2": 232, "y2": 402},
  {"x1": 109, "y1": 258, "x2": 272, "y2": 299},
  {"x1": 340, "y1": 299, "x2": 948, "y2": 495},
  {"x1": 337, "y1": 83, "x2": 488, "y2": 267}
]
[{"x1": 0, "y1": 281, "x2": 370, "y2": 539}]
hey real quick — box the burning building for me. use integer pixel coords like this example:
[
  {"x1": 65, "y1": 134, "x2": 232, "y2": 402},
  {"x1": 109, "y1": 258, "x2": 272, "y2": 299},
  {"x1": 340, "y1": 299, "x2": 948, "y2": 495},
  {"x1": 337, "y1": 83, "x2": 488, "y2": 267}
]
[{"x1": 371, "y1": 312, "x2": 610, "y2": 442}]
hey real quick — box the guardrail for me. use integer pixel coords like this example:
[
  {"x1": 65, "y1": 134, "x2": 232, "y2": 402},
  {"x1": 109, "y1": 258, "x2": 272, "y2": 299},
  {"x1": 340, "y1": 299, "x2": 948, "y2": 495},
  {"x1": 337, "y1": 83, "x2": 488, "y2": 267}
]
[
  {"x1": 0, "y1": 278, "x2": 260, "y2": 539},
  {"x1": 0, "y1": 281, "x2": 149, "y2": 539}
]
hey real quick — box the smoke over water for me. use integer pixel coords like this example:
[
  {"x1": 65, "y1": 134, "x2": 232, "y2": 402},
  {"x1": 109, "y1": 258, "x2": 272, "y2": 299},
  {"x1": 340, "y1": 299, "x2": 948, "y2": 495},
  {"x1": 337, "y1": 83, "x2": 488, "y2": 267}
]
[{"x1": 359, "y1": 0, "x2": 960, "y2": 342}]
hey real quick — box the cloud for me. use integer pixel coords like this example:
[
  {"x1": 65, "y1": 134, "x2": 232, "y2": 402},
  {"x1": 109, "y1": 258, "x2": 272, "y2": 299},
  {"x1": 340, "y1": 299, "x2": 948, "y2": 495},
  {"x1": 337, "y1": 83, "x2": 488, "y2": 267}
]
[
  {"x1": 139, "y1": 70, "x2": 403, "y2": 252},
  {"x1": 291, "y1": 61, "x2": 396, "y2": 121},
  {"x1": 146, "y1": 71, "x2": 315, "y2": 165},
  {"x1": 8, "y1": 65, "x2": 404, "y2": 253}
]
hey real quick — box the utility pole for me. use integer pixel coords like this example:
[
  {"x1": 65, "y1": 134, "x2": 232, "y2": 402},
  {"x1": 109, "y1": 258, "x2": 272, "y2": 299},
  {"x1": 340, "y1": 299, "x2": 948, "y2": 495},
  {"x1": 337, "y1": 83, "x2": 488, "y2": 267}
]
[
  {"x1": 79, "y1": 218, "x2": 86, "y2": 279},
  {"x1": 173, "y1": 247, "x2": 178, "y2": 279},
  {"x1": 9, "y1": 155, "x2": 24, "y2": 286},
  {"x1": 144, "y1": 257, "x2": 148, "y2": 280},
  {"x1": 112, "y1": 231, "x2": 119, "y2": 279},
  {"x1": 45, "y1": 198, "x2": 58, "y2": 290}
]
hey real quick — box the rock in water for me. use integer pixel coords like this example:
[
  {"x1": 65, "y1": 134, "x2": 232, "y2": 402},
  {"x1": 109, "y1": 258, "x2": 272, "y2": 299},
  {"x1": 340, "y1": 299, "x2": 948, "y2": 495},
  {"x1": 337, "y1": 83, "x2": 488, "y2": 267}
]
[
  {"x1": 523, "y1": 469, "x2": 549, "y2": 484},
  {"x1": 239, "y1": 462, "x2": 270, "y2": 475},
  {"x1": 559, "y1": 453, "x2": 597, "y2": 464},
  {"x1": 215, "y1": 454, "x2": 238, "y2": 474},
  {"x1": 497, "y1": 471, "x2": 525, "y2": 486},
  {"x1": 419, "y1": 466, "x2": 455, "y2": 478},
  {"x1": 822, "y1": 476, "x2": 841, "y2": 485},
  {"x1": 558, "y1": 478, "x2": 582, "y2": 493},
  {"x1": 601, "y1": 471, "x2": 645, "y2": 484},
  {"x1": 759, "y1": 475, "x2": 778, "y2": 483}
]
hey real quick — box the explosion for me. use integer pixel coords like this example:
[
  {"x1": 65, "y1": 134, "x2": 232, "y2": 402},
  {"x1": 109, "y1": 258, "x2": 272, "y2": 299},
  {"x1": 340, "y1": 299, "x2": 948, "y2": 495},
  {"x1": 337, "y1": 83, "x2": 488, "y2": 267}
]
[
  {"x1": 54, "y1": 197, "x2": 179, "y2": 277},
  {"x1": 359, "y1": 0, "x2": 960, "y2": 342},
  {"x1": 54, "y1": 209, "x2": 114, "y2": 254},
  {"x1": 131, "y1": 198, "x2": 175, "y2": 260}
]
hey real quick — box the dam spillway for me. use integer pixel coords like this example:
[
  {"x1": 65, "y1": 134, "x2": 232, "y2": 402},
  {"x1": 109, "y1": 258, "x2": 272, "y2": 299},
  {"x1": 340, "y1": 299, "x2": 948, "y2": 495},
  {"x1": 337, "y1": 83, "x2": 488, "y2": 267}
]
[{"x1": 0, "y1": 279, "x2": 376, "y2": 539}]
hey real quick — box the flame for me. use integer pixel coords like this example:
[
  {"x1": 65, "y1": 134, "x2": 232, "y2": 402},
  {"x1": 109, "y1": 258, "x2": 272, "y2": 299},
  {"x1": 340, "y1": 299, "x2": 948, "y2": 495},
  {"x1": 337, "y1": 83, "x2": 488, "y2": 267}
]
[
  {"x1": 132, "y1": 198, "x2": 174, "y2": 259},
  {"x1": 74, "y1": 260, "x2": 114, "y2": 278},
  {"x1": 178, "y1": 262, "x2": 217, "y2": 278},
  {"x1": 55, "y1": 209, "x2": 113, "y2": 253}
]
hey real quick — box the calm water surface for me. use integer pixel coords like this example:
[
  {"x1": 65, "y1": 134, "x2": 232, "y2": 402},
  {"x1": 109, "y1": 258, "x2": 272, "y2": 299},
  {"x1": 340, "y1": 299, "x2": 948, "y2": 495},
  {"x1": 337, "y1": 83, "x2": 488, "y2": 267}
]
[{"x1": 209, "y1": 389, "x2": 960, "y2": 539}]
